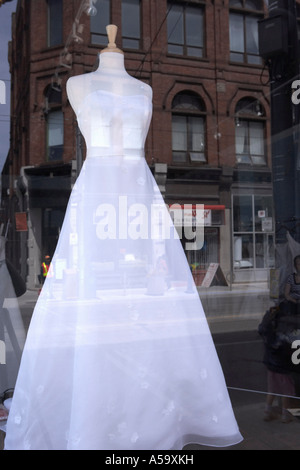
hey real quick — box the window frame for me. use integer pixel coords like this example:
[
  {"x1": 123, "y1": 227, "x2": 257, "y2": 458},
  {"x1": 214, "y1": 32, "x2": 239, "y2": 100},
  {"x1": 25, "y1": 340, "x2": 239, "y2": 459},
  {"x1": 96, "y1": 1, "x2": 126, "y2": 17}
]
[
  {"x1": 229, "y1": 0, "x2": 264, "y2": 65},
  {"x1": 235, "y1": 98, "x2": 266, "y2": 166},
  {"x1": 90, "y1": 0, "x2": 111, "y2": 46},
  {"x1": 171, "y1": 92, "x2": 207, "y2": 165},
  {"x1": 122, "y1": 0, "x2": 142, "y2": 50},
  {"x1": 47, "y1": 0, "x2": 63, "y2": 48},
  {"x1": 232, "y1": 194, "x2": 275, "y2": 271},
  {"x1": 46, "y1": 109, "x2": 64, "y2": 162},
  {"x1": 167, "y1": 1, "x2": 205, "y2": 58}
]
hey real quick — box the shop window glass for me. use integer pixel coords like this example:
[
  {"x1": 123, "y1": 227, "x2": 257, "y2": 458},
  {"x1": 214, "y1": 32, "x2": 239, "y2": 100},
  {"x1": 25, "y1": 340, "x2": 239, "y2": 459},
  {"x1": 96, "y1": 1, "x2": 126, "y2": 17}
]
[{"x1": 233, "y1": 195, "x2": 274, "y2": 269}]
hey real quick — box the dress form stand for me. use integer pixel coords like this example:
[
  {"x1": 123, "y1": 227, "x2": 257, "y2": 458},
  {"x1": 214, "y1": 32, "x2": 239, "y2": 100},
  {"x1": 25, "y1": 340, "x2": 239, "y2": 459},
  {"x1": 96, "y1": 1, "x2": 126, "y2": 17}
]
[{"x1": 101, "y1": 24, "x2": 124, "y2": 54}]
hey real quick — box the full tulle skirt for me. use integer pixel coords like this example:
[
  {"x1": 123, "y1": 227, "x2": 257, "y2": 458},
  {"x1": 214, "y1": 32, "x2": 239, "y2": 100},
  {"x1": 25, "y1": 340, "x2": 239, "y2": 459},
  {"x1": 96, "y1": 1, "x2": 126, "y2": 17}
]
[{"x1": 5, "y1": 155, "x2": 242, "y2": 450}]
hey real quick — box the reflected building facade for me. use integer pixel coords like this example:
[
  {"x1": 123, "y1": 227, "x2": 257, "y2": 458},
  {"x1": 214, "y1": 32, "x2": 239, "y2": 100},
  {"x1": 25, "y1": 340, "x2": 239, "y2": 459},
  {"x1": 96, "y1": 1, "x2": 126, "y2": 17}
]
[{"x1": 2, "y1": 0, "x2": 278, "y2": 288}]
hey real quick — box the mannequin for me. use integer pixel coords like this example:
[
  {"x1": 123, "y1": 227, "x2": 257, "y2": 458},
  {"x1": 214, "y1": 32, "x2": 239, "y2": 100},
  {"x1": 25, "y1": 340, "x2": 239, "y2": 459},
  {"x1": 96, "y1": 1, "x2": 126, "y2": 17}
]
[
  {"x1": 5, "y1": 26, "x2": 242, "y2": 450},
  {"x1": 67, "y1": 25, "x2": 152, "y2": 115}
]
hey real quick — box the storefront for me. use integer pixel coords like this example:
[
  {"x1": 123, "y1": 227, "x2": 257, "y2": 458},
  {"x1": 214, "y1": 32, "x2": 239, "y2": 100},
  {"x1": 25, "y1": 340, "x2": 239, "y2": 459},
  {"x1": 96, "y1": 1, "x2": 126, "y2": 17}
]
[
  {"x1": 232, "y1": 192, "x2": 275, "y2": 282},
  {"x1": 169, "y1": 203, "x2": 226, "y2": 286}
]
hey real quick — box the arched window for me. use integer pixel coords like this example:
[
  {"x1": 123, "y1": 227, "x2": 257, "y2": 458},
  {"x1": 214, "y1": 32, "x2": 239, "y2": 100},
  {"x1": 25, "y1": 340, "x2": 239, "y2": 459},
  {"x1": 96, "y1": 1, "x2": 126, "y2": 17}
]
[
  {"x1": 172, "y1": 92, "x2": 206, "y2": 164},
  {"x1": 229, "y1": 0, "x2": 264, "y2": 64},
  {"x1": 235, "y1": 97, "x2": 266, "y2": 165},
  {"x1": 44, "y1": 84, "x2": 64, "y2": 162}
]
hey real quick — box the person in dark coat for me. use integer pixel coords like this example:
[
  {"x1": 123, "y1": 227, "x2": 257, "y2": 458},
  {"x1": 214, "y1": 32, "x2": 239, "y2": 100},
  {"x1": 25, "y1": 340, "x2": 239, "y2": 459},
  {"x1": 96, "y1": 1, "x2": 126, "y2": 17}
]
[{"x1": 258, "y1": 306, "x2": 295, "y2": 423}]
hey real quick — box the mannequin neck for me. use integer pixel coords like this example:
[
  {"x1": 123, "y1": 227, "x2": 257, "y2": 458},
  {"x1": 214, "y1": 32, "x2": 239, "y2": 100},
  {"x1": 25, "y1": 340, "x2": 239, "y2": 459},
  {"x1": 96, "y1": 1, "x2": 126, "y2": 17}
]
[{"x1": 97, "y1": 52, "x2": 126, "y2": 73}]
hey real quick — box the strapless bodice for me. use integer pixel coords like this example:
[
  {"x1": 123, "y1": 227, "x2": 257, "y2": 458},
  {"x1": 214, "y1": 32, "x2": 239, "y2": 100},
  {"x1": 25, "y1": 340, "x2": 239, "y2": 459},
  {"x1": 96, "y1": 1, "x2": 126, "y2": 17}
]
[{"x1": 76, "y1": 89, "x2": 152, "y2": 158}]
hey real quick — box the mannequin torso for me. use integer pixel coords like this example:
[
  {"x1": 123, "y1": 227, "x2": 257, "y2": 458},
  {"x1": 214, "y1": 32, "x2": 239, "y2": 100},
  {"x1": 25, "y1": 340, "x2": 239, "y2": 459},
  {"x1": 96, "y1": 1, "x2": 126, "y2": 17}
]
[
  {"x1": 66, "y1": 52, "x2": 152, "y2": 157},
  {"x1": 66, "y1": 52, "x2": 152, "y2": 115}
]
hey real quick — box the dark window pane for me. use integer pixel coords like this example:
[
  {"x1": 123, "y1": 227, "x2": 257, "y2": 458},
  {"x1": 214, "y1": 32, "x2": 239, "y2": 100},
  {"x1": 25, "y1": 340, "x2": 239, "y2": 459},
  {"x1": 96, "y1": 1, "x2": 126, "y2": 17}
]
[
  {"x1": 168, "y1": 4, "x2": 204, "y2": 57},
  {"x1": 233, "y1": 195, "x2": 253, "y2": 232},
  {"x1": 230, "y1": 13, "x2": 244, "y2": 53},
  {"x1": 247, "y1": 54, "x2": 262, "y2": 64},
  {"x1": 48, "y1": 0, "x2": 62, "y2": 47},
  {"x1": 186, "y1": 8, "x2": 203, "y2": 48},
  {"x1": 230, "y1": 51, "x2": 244, "y2": 62},
  {"x1": 122, "y1": 38, "x2": 140, "y2": 49},
  {"x1": 167, "y1": 5, "x2": 184, "y2": 46},
  {"x1": 189, "y1": 116, "x2": 205, "y2": 153},
  {"x1": 90, "y1": 0, "x2": 110, "y2": 45},
  {"x1": 47, "y1": 111, "x2": 64, "y2": 161},
  {"x1": 172, "y1": 152, "x2": 187, "y2": 163},
  {"x1": 172, "y1": 115, "x2": 187, "y2": 151},
  {"x1": 246, "y1": 16, "x2": 259, "y2": 54},
  {"x1": 187, "y1": 47, "x2": 203, "y2": 58},
  {"x1": 48, "y1": 145, "x2": 63, "y2": 161},
  {"x1": 229, "y1": 0, "x2": 243, "y2": 6},
  {"x1": 168, "y1": 44, "x2": 183, "y2": 55},
  {"x1": 122, "y1": 0, "x2": 141, "y2": 49}
]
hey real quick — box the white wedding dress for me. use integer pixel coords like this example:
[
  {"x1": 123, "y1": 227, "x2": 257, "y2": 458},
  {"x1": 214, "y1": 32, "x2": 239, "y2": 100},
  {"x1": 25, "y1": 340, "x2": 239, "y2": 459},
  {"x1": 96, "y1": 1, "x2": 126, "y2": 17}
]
[{"x1": 5, "y1": 52, "x2": 242, "y2": 450}]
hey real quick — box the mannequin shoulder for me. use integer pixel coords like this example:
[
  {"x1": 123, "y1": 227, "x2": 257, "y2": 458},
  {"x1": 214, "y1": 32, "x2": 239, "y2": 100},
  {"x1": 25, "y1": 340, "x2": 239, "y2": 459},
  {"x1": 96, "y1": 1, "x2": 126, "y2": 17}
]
[
  {"x1": 132, "y1": 78, "x2": 152, "y2": 101},
  {"x1": 141, "y1": 82, "x2": 153, "y2": 101},
  {"x1": 66, "y1": 75, "x2": 87, "y2": 112}
]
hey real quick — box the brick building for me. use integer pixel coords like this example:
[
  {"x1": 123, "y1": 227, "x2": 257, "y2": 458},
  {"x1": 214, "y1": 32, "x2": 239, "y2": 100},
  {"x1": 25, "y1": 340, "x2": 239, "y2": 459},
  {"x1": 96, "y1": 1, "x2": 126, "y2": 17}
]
[{"x1": 2, "y1": 0, "x2": 274, "y2": 288}]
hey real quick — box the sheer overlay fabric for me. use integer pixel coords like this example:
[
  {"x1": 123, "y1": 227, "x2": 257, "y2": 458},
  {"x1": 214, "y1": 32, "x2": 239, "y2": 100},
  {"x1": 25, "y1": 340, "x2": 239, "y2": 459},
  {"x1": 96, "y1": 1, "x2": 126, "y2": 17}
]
[{"x1": 5, "y1": 54, "x2": 242, "y2": 450}]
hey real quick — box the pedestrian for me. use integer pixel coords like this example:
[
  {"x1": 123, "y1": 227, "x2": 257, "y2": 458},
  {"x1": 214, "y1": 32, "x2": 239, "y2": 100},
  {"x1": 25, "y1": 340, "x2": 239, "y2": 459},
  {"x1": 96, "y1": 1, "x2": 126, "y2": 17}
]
[
  {"x1": 258, "y1": 306, "x2": 296, "y2": 423},
  {"x1": 41, "y1": 255, "x2": 51, "y2": 284},
  {"x1": 284, "y1": 254, "x2": 300, "y2": 315}
]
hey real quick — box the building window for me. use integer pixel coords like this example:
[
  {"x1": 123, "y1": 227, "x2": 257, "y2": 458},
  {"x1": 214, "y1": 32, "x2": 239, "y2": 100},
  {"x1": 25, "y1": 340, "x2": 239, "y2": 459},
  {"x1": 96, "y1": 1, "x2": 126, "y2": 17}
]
[
  {"x1": 229, "y1": 0, "x2": 263, "y2": 64},
  {"x1": 235, "y1": 97, "x2": 266, "y2": 165},
  {"x1": 47, "y1": 110, "x2": 64, "y2": 161},
  {"x1": 47, "y1": 0, "x2": 63, "y2": 47},
  {"x1": 172, "y1": 92, "x2": 206, "y2": 164},
  {"x1": 233, "y1": 194, "x2": 274, "y2": 270},
  {"x1": 122, "y1": 0, "x2": 141, "y2": 49},
  {"x1": 90, "y1": 0, "x2": 111, "y2": 45},
  {"x1": 167, "y1": 2, "x2": 204, "y2": 58}
]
